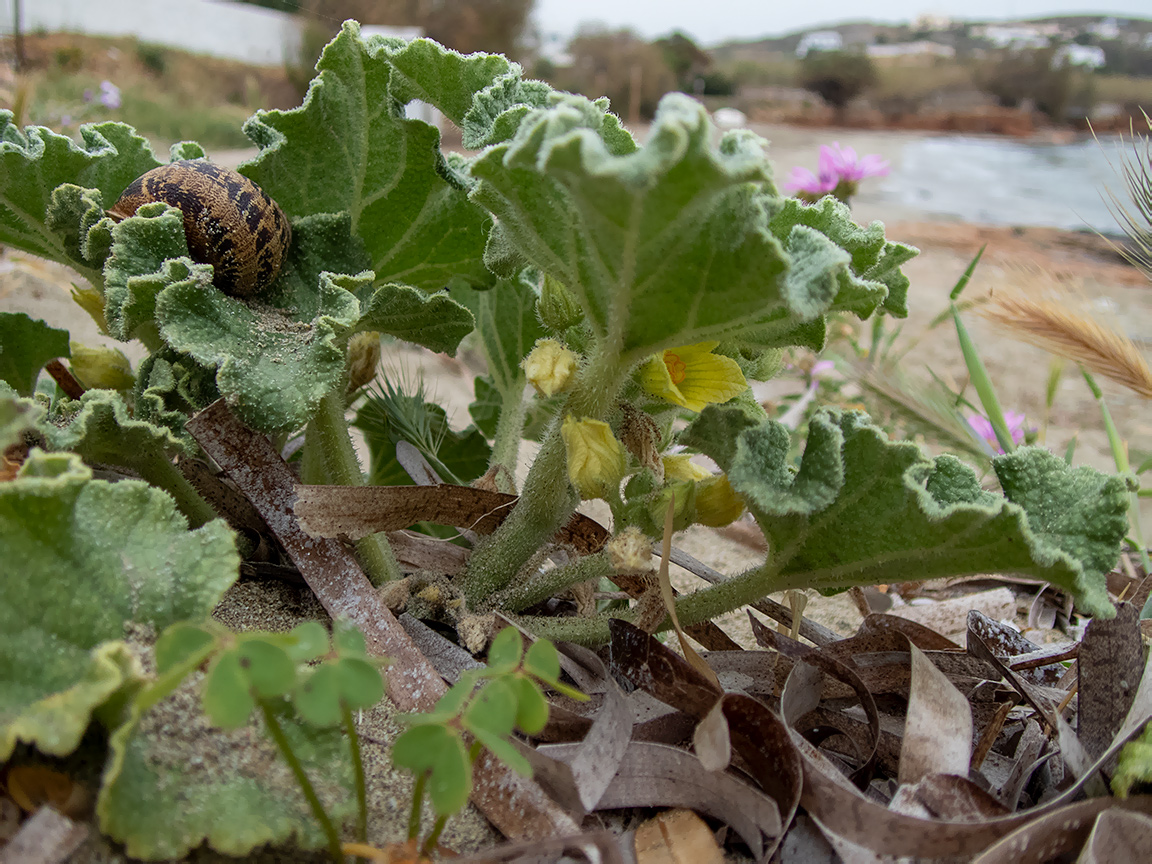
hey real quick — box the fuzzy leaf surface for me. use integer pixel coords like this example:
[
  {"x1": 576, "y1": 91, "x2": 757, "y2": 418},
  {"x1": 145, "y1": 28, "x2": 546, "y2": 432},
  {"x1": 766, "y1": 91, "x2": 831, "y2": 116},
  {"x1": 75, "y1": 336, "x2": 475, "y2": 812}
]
[
  {"x1": 0, "y1": 452, "x2": 237, "y2": 759},
  {"x1": 99, "y1": 683, "x2": 352, "y2": 859},
  {"x1": 0, "y1": 116, "x2": 161, "y2": 271},
  {"x1": 0, "y1": 312, "x2": 70, "y2": 396},
  {"x1": 241, "y1": 21, "x2": 492, "y2": 290},
  {"x1": 48, "y1": 388, "x2": 191, "y2": 462},
  {"x1": 684, "y1": 406, "x2": 1126, "y2": 616},
  {"x1": 451, "y1": 274, "x2": 546, "y2": 399},
  {"x1": 469, "y1": 92, "x2": 909, "y2": 362}
]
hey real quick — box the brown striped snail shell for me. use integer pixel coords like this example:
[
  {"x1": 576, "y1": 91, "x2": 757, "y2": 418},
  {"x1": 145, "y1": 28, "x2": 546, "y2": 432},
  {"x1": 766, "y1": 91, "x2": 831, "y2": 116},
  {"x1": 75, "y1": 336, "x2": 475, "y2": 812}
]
[{"x1": 107, "y1": 159, "x2": 291, "y2": 298}]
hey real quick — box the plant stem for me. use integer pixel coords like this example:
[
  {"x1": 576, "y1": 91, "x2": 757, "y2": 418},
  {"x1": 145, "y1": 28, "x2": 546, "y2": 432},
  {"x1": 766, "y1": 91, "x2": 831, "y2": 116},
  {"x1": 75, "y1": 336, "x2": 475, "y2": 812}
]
[
  {"x1": 259, "y1": 700, "x2": 344, "y2": 864},
  {"x1": 407, "y1": 772, "x2": 426, "y2": 842},
  {"x1": 133, "y1": 449, "x2": 219, "y2": 528},
  {"x1": 306, "y1": 391, "x2": 402, "y2": 584},
  {"x1": 489, "y1": 385, "x2": 527, "y2": 494},
  {"x1": 501, "y1": 550, "x2": 614, "y2": 612},
  {"x1": 340, "y1": 701, "x2": 367, "y2": 845},
  {"x1": 421, "y1": 815, "x2": 448, "y2": 857},
  {"x1": 516, "y1": 613, "x2": 617, "y2": 645},
  {"x1": 1082, "y1": 369, "x2": 1152, "y2": 574},
  {"x1": 461, "y1": 347, "x2": 627, "y2": 606}
]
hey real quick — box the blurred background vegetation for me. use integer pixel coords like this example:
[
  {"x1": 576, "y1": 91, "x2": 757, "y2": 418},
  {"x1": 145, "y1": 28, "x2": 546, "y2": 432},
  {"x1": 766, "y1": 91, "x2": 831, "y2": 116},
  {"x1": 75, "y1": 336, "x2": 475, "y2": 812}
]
[{"x1": 2, "y1": 0, "x2": 1148, "y2": 150}]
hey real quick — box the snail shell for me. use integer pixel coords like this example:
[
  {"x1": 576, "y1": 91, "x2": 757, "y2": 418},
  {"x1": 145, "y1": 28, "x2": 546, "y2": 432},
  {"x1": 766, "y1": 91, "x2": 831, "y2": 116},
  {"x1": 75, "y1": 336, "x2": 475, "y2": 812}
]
[{"x1": 108, "y1": 159, "x2": 291, "y2": 298}]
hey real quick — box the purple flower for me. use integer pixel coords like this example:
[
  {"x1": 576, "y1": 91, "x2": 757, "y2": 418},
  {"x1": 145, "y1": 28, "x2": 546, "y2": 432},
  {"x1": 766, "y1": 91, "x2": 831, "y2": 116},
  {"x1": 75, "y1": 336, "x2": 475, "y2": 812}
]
[
  {"x1": 784, "y1": 142, "x2": 889, "y2": 200},
  {"x1": 99, "y1": 80, "x2": 121, "y2": 110},
  {"x1": 810, "y1": 360, "x2": 836, "y2": 380},
  {"x1": 967, "y1": 411, "x2": 1028, "y2": 454}
]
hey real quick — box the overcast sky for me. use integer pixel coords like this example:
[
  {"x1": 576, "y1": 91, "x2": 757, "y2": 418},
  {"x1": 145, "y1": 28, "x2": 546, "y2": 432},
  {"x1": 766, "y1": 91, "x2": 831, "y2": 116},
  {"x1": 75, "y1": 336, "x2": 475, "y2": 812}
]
[{"x1": 533, "y1": 1, "x2": 1150, "y2": 45}]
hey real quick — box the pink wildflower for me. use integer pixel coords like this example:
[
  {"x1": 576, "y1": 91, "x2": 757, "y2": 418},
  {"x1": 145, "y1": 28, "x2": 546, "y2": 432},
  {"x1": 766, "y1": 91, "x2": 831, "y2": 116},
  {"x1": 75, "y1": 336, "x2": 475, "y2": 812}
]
[
  {"x1": 967, "y1": 412, "x2": 1028, "y2": 454},
  {"x1": 784, "y1": 141, "x2": 889, "y2": 203}
]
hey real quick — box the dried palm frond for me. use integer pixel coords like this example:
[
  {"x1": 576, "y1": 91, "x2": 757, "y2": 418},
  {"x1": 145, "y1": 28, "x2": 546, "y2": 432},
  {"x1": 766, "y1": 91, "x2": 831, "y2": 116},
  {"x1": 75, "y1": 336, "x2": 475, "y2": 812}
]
[
  {"x1": 980, "y1": 281, "x2": 1152, "y2": 399},
  {"x1": 1100, "y1": 113, "x2": 1152, "y2": 283}
]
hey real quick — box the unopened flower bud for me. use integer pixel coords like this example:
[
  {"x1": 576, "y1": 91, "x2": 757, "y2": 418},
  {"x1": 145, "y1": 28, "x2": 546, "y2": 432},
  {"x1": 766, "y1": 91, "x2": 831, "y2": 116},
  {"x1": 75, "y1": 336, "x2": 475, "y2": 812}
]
[
  {"x1": 538, "y1": 274, "x2": 584, "y2": 332},
  {"x1": 347, "y1": 331, "x2": 381, "y2": 393},
  {"x1": 694, "y1": 474, "x2": 745, "y2": 527},
  {"x1": 561, "y1": 415, "x2": 625, "y2": 500},
  {"x1": 69, "y1": 342, "x2": 133, "y2": 391},
  {"x1": 523, "y1": 339, "x2": 577, "y2": 397},
  {"x1": 619, "y1": 402, "x2": 663, "y2": 481},
  {"x1": 608, "y1": 526, "x2": 654, "y2": 574}
]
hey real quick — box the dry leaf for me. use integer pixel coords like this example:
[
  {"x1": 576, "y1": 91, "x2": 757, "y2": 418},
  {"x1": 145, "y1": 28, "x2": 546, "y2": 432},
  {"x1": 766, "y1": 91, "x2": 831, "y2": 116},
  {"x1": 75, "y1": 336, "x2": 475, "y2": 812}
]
[
  {"x1": 1075, "y1": 808, "x2": 1152, "y2": 864},
  {"x1": 1078, "y1": 602, "x2": 1144, "y2": 761},
  {"x1": 5, "y1": 765, "x2": 86, "y2": 818},
  {"x1": 970, "y1": 797, "x2": 1152, "y2": 864},
  {"x1": 888, "y1": 589, "x2": 1015, "y2": 640},
  {"x1": 692, "y1": 700, "x2": 731, "y2": 772},
  {"x1": 899, "y1": 643, "x2": 973, "y2": 785},
  {"x1": 1, "y1": 806, "x2": 88, "y2": 864},
  {"x1": 634, "y1": 809, "x2": 723, "y2": 864}
]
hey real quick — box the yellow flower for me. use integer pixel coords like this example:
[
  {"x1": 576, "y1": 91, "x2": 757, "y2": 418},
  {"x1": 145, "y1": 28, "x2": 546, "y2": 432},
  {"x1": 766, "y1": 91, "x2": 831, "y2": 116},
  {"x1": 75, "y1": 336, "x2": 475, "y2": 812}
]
[
  {"x1": 662, "y1": 453, "x2": 711, "y2": 483},
  {"x1": 694, "y1": 474, "x2": 745, "y2": 527},
  {"x1": 639, "y1": 341, "x2": 747, "y2": 411},
  {"x1": 68, "y1": 342, "x2": 134, "y2": 391},
  {"x1": 523, "y1": 339, "x2": 577, "y2": 397},
  {"x1": 662, "y1": 454, "x2": 744, "y2": 527},
  {"x1": 561, "y1": 415, "x2": 625, "y2": 500}
]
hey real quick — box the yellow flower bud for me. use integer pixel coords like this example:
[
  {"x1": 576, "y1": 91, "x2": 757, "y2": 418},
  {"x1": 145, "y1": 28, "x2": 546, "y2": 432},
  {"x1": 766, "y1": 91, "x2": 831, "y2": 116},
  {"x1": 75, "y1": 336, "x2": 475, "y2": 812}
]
[
  {"x1": 538, "y1": 274, "x2": 584, "y2": 332},
  {"x1": 694, "y1": 474, "x2": 745, "y2": 527},
  {"x1": 71, "y1": 285, "x2": 109, "y2": 335},
  {"x1": 561, "y1": 415, "x2": 625, "y2": 500},
  {"x1": 523, "y1": 339, "x2": 577, "y2": 398},
  {"x1": 662, "y1": 453, "x2": 711, "y2": 483},
  {"x1": 346, "y1": 331, "x2": 382, "y2": 394},
  {"x1": 68, "y1": 342, "x2": 133, "y2": 391}
]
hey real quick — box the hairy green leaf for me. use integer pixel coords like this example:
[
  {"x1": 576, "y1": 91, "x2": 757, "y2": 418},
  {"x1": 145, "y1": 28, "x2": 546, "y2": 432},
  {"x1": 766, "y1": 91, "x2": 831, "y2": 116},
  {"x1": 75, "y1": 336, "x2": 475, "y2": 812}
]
[
  {"x1": 0, "y1": 312, "x2": 70, "y2": 396},
  {"x1": 0, "y1": 452, "x2": 237, "y2": 759},
  {"x1": 242, "y1": 22, "x2": 493, "y2": 290},
  {"x1": 469, "y1": 93, "x2": 909, "y2": 363},
  {"x1": 100, "y1": 683, "x2": 352, "y2": 858},
  {"x1": 452, "y1": 274, "x2": 546, "y2": 398},
  {"x1": 0, "y1": 116, "x2": 161, "y2": 273},
  {"x1": 684, "y1": 406, "x2": 1128, "y2": 616}
]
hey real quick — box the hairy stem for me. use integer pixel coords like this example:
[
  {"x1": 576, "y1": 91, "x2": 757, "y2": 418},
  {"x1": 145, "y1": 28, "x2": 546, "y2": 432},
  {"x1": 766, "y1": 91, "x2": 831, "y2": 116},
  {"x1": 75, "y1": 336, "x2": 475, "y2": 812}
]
[
  {"x1": 306, "y1": 391, "x2": 402, "y2": 584},
  {"x1": 259, "y1": 700, "x2": 344, "y2": 864},
  {"x1": 489, "y1": 385, "x2": 527, "y2": 495},
  {"x1": 461, "y1": 347, "x2": 626, "y2": 607},
  {"x1": 502, "y1": 550, "x2": 614, "y2": 613},
  {"x1": 133, "y1": 449, "x2": 219, "y2": 529},
  {"x1": 341, "y1": 701, "x2": 368, "y2": 845},
  {"x1": 516, "y1": 613, "x2": 619, "y2": 646}
]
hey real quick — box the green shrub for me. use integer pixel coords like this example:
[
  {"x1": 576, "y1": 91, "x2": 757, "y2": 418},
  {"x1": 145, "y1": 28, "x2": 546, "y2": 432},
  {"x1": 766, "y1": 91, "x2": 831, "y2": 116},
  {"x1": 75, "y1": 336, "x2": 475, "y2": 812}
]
[{"x1": 797, "y1": 50, "x2": 878, "y2": 108}]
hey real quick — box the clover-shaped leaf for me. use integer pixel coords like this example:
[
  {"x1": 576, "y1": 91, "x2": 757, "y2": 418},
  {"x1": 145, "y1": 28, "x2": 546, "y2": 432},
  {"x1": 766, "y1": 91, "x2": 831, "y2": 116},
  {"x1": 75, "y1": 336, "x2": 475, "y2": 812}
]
[
  {"x1": 154, "y1": 623, "x2": 216, "y2": 676},
  {"x1": 522, "y1": 638, "x2": 561, "y2": 683},
  {"x1": 0, "y1": 452, "x2": 237, "y2": 759},
  {"x1": 511, "y1": 676, "x2": 548, "y2": 735},
  {"x1": 486, "y1": 627, "x2": 523, "y2": 673},
  {"x1": 286, "y1": 621, "x2": 330, "y2": 663},
  {"x1": 242, "y1": 22, "x2": 493, "y2": 291},
  {"x1": 465, "y1": 678, "x2": 518, "y2": 740}
]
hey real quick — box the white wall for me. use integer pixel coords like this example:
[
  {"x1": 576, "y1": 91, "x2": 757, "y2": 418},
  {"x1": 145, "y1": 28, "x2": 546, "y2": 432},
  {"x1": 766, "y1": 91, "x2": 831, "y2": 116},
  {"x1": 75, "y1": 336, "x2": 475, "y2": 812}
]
[{"x1": 1, "y1": 0, "x2": 303, "y2": 66}]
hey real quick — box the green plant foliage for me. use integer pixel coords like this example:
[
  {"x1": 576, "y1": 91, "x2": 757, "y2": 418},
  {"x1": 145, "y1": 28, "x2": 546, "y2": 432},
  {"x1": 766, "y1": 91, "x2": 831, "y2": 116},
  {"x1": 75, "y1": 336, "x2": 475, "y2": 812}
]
[
  {"x1": 470, "y1": 92, "x2": 899, "y2": 363},
  {"x1": 0, "y1": 312, "x2": 70, "y2": 396},
  {"x1": 1114, "y1": 723, "x2": 1152, "y2": 797},
  {"x1": 0, "y1": 116, "x2": 161, "y2": 268},
  {"x1": 452, "y1": 275, "x2": 546, "y2": 403},
  {"x1": 0, "y1": 451, "x2": 237, "y2": 759},
  {"x1": 99, "y1": 688, "x2": 353, "y2": 859},
  {"x1": 48, "y1": 388, "x2": 190, "y2": 463},
  {"x1": 0, "y1": 389, "x2": 42, "y2": 450},
  {"x1": 682, "y1": 406, "x2": 1129, "y2": 616},
  {"x1": 132, "y1": 348, "x2": 220, "y2": 444},
  {"x1": 241, "y1": 22, "x2": 493, "y2": 291}
]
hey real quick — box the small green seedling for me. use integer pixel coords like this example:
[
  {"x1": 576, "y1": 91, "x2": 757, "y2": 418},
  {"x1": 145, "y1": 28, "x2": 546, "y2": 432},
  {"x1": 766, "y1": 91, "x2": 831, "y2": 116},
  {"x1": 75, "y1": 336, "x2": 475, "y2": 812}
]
[
  {"x1": 391, "y1": 627, "x2": 586, "y2": 854},
  {"x1": 153, "y1": 619, "x2": 385, "y2": 863}
]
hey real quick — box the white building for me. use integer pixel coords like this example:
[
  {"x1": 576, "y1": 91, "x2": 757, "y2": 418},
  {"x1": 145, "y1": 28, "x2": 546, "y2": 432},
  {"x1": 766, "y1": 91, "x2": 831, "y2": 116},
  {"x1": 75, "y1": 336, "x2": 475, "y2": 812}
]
[
  {"x1": 1089, "y1": 17, "x2": 1121, "y2": 40},
  {"x1": 795, "y1": 31, "x2": 843, "y2": 58},
  {"x1": 1053, "y1": 44, "x2": 1107, "y2": 69},
  {"x1": 976, "y1": 24, "x2": 1052, "y2": 49},
  {"x1": 866, "y1": 41, "x2": 956, "y2": 60}
]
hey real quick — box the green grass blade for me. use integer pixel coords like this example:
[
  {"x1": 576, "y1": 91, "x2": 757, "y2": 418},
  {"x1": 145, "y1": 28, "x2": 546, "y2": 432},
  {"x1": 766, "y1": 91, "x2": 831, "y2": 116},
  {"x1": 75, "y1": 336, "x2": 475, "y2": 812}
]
[{"x1": 951, "y1": 303, "x2": 1015, "y2": 454}]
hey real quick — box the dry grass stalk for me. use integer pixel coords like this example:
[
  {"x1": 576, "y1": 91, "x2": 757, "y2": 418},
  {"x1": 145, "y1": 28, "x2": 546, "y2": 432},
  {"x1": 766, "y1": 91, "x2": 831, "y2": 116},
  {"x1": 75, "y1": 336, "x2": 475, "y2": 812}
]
[{"x1": 980, "y1": 283, "x2": 1152, "y2": 399}]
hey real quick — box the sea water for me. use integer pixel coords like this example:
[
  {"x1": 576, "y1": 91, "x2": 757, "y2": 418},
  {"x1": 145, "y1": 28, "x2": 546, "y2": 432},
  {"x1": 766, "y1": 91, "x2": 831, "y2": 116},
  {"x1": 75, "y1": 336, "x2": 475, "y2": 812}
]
[{"x1": 876, "y1": 134, "x2": 1139, "y2": 234}]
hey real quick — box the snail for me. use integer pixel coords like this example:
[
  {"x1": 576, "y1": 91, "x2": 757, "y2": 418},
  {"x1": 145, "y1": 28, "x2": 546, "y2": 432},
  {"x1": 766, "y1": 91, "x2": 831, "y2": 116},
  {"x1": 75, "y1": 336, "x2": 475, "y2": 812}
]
[{"x1": 107, "y1": 159, "x2": 292, "y2": 298}]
